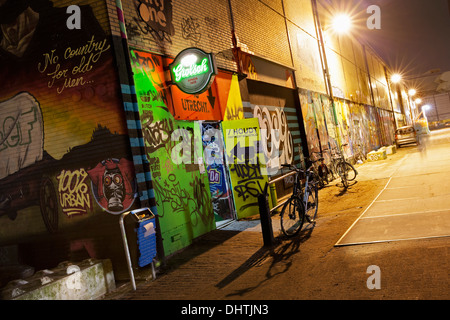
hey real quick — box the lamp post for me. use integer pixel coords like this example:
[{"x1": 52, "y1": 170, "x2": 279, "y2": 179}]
[
  {"x1": 311, "y1": 0, "x2": 355, "y2": 149},
  {"x1": 311, "y1": 0, "x2": 338, "y2": 153},
  {"x1": 390, "y1": 73, "x2": 419, "y2": 126}
]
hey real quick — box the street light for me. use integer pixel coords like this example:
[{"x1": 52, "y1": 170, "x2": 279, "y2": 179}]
[
  {"x1": 331, "y1": 14, "x2": 352, "y2": 34},
  {"x1": 408, "y1": 89, "x2": 417, "y2": 96},
  {"x1": 391, "y1": 74, "x2": 402, "y2": 83}
]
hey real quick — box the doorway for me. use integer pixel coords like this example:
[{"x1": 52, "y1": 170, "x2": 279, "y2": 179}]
[{"x1": 201, "y1": 121, "x2": 236, "y2": 228}]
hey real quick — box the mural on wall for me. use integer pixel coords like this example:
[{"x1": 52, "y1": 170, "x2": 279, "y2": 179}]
[
  {"x1": 0, "y1": 0, "x2": 134, "y2": 247},
  {"x1": 299, "y1": 87, "x2": 394, "y2": 167},
  {"x1": 348, "y1": 103, "x2": 371, "y2": 156},
  {"x1": 88, "y1": 158, "x2": 137, "y2": 214},
  {"x1": 242, "y1": 81, "x2": 302, "y2": 185},
  {"x1": 252, "y1": 105, "x2": 293, "y2": 175},
  {"x1": 320, "y1": 95, "x2": 338, "y2": 160},
  {"x1": 222, "y1": 118, "x2": 271, "y2": 219},
  {"x1": 377, "y1": 109, "x2": 394, "y2": 146},
  {"x1": 300, "y1": 91, "x2": 321, "y2": 159},
  {"x1": 333, "y1": 99, "x2": 352, "y2": 157},
  {"x1": 312, "y1": 94, "x2": 331, "y2": 158},
  {"x1": 0, "y1": 92, "x2": 44, "y2": 180},
  {"x1": 130, "y1": 48, "x2": 215, "y2": 255}
]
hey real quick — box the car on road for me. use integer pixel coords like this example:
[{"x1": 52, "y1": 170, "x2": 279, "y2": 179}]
[{"x1": 395, "y1": 125, "x2": 419, "y2": 148}]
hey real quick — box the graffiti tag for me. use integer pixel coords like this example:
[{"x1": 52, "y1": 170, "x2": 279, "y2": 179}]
[
  {"x1": 231, "y1": 161, "x2": 265, "y2": 201},
  {"x1": 57, "y1": 169, "x2": 92, "y2": 217},
  {"x1": 130, "y1": 50, "x2": 171, "y2": 108},
  {"x1": 253, "y1": 105, "x2": 293, "y2": 174},
  {"x1": 37, "y1": 35, "x2": 110, "y2": 94},
  {"x1": 133, "y1": 0, "x2": 175, "y2": 43},
  {"x1": 142, "y1": 111, "x2": 174, "y2": 153}
]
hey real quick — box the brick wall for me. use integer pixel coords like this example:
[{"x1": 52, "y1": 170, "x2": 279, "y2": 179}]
[{"x1": 119, "y1": 0, "x2": 236, "y2": 71}]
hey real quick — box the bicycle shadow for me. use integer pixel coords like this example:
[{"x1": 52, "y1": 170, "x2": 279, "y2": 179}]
[
  {"x1": 333, "y1": 180, "x2": 358, "y2": 197},
  {"x1": 215, "y1": 227, "x2": 314, "y2": 297}
]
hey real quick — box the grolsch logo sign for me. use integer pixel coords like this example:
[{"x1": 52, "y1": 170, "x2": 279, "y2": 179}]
[{"x1": 169, "y1": 48, "x2": 217, "y2": 95}]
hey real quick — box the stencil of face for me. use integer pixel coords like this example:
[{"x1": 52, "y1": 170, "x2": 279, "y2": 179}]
[{"x1": 103, "y1": 167, "x2": 125, "y2": 212}]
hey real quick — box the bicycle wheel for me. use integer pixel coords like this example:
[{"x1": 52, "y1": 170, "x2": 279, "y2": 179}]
[
  {"x1": 318, "y1": 164, "x2": 329, "y2": 185},
  {"x1": 344, "y1": 162, "x2": 358, "y2": 181},
  {"x1": 316, "y1": 172, "x2": 325, "y2": 189},
  {"x1": 337, "y1": 162, "x2": 349, "y2": 188},
  {"x1": 280, "y1": 196, "x2": 305, "y2": 237},
  {"x1": 304, "y1": 184, "x2": 318, "y2": 222}
]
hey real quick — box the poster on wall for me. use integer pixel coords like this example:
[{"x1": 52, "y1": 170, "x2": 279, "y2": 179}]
[
  {"x1": 222, "y1": 118, "x2": 271, "y2": 219},
  {"x1": 201, "y1": 122, "x2": 234, "y2": 221}
]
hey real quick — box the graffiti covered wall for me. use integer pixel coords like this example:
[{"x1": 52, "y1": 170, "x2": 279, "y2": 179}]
[
  {"x1": 0, "y1": 0, "x2": 139, "y2": 272},
  {"x1": 299, "y1": 88, "x2": 392, "y2": 166},
  {"x1": 130, "y1": 48, "x2": 215, "y2": 255}
]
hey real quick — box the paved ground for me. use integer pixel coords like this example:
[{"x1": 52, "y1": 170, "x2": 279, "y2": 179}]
[
  {"x1": 102, "y1": 129, "x2": 450, "y2": 304},
  {"x1": 337, "y1": 128, "x2": 450, "y2": 245}
]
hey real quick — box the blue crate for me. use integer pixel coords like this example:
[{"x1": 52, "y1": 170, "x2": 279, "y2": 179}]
[{"x1": 136, "y1": 218, "x2": 157, "y2": 268}]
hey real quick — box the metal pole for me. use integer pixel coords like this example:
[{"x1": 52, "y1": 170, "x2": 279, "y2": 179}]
[
  {"x1": 119, "y1": 212, "x2": 136, "y2": 291},
  {"x1": 258, "y1": 193, "x2": 275, "y2": 247}
]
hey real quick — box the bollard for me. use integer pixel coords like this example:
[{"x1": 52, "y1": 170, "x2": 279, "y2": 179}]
[{"x1": 258, "y1": 193, "x2": 275, "y2": 247}]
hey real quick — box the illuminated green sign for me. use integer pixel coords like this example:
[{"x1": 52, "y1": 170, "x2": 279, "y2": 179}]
[{"x1": 169, "y1": 47, "x2": 217, "y2": 95}]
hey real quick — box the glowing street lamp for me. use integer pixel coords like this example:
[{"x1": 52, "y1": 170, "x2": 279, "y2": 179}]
[
  {"x1": 391, "y1": 74, "x2": 402, "y2": 84},
  {"x1": 408, "y1": 89, "x2": 417, "y2": 96},
  {"x1": 331, "y1": 14, "x2": 352, "y2": 34}
]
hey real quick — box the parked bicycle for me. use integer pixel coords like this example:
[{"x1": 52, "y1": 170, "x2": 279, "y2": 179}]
[
  {"x1": 352, "y1": 143, "x2": 366, "y2": 164},
  {"x1": 311, "y1": 151, "x2": 333, "y2": 187},
  {"x1": 279, "y1": 162, "x2": 319, "y2": 237},
  {"x1": 330, "y1": 144, "x2": 358, "y2": 188}
]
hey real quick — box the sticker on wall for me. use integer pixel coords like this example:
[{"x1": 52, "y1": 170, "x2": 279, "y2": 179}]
[{"x1": 88, "y1": 158, "x2": 137, "y2": 214}]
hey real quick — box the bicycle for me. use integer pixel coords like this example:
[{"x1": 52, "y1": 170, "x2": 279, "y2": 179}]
[
  {"x1": 330, "y1": 144, "x2": 358, "y2": 188},
  {"x1": 352, "y1": 143, "x2": 366, "y2": 164},
  {"x1": 311, "y1": 151, "x2": 333, "y2": 187},
  {"x1": 279, "y1": 162, "x2": 319, "y2": 237}
]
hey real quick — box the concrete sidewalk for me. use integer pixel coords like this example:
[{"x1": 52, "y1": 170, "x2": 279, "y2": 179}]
[{"x1": 102, "y1": 144, "x2": 449, "y2": 301}]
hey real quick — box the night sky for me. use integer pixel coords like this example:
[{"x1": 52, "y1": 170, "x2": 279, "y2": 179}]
[{"x1": 338, "y1": 0, "x2": 450, "y2": 92}]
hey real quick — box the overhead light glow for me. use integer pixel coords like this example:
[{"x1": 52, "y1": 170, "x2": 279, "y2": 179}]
[
  {"x1": 408, "y1": 89, "x2": 417, "y2": 96},
  {"x1": 331, "y1": 14, "x2": 352, "y2": 34},
  {"x1": 391, "y1": 74, "x2": 402, "y2": 83}
]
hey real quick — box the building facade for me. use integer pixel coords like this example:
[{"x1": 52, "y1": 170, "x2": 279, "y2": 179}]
[{"x1": 0, "y1": 0, "x2": 401, "y2": 282}]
